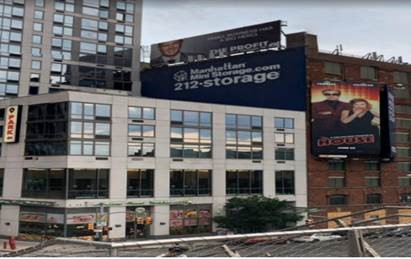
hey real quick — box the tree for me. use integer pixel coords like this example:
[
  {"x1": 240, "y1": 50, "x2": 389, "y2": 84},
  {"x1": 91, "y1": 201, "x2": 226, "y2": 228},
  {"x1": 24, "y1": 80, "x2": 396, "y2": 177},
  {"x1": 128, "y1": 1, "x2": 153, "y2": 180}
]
[{"x1": 213, "y1": 196, "x2": 303, "y2": 233}]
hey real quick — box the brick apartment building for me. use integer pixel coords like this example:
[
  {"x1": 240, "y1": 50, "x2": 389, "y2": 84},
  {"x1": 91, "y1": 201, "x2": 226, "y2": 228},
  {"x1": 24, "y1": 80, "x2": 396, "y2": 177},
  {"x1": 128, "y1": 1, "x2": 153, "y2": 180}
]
[{"x1": 288, "y1": 33, "x2": 411, "y2": 226}]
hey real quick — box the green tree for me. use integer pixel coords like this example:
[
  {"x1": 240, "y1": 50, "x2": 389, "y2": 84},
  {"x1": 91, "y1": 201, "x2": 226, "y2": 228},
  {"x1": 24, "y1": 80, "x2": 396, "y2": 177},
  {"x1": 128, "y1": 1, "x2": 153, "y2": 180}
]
[{"x1": 214, "y1": 196, "x2": 303, "y2": 233}]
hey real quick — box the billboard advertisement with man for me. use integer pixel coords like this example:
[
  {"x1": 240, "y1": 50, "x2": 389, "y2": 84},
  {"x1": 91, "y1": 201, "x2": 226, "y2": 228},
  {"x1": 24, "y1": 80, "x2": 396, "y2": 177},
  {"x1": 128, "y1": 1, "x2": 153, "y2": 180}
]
[
  {"x1": 311, "y1": 82, "x2": 381, "y2": 157},
  {"x1": 150, "y1": 20, "x2": 281, "y2": 68},
  {"x1": 142, "y1": 48, "x2": 306, "y2": 111}
]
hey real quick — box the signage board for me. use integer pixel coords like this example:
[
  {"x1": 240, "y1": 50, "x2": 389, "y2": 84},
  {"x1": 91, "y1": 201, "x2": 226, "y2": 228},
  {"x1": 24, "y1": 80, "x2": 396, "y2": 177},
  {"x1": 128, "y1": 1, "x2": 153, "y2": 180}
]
[
  {"x1": 3, "y1": 105, "x2": 21, "y2": 143},
  {"x1": 150, "y1": 20, "x2": 281, "y2": 68},
  {"x1": 380, "y1": 85, "x2": 397, "y2": 160},
  {"x1": 143, "y1": 48, "x2": 306, "y2": 111},
  {"x1": 311, "y1": 81, "x2": 381, "y2": 157}
]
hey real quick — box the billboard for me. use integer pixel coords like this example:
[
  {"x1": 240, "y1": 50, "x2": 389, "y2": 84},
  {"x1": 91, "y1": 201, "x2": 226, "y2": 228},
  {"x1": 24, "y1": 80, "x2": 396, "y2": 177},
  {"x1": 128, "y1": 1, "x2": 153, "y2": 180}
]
[
  {"x1": 142, "y1": 48, "x2": 306, "y2": 111},
  {"x1": 311, "y1": 82, "x2": 381, "y2": 157},
  {"x1": 3, "y1": 105, "x2": 21, "y2": 143},
  {"x1": 150, "y1": 20, "x2": 281, "y2": 68},
  {"x1": 380, "y1": 85, "x2": 396, "y2": 160}
]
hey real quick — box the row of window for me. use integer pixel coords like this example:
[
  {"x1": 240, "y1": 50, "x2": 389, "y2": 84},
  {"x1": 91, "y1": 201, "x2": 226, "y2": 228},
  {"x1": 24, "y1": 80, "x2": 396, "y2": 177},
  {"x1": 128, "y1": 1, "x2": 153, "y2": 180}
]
[
  {"x1": 328, "y1": 193, "x2": 411, "y2": 205},
  {"x1": 18, "y1": 169, "x2": 297, "y2": 199},
  {"x1": 324, "y1": 62, "x2": 409, "y2": 85}
]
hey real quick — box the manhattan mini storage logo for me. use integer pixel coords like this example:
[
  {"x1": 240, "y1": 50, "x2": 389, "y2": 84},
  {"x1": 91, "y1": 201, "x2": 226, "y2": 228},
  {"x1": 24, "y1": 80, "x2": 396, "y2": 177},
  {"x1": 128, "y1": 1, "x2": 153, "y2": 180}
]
[{"x1": 172, "y1": 61, "x2": 280, "y2": 91}]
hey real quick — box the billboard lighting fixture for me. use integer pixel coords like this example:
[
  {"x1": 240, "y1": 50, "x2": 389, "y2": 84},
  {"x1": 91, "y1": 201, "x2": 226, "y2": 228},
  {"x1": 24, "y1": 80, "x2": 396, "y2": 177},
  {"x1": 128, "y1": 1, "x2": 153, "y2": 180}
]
[{"x1": 319, "y1": 155, "x2": 347, "y2": 159}]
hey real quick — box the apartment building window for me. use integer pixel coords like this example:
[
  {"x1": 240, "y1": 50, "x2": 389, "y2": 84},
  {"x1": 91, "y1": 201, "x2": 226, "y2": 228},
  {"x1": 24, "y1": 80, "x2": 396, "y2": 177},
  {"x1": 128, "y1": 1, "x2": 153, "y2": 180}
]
[
  {"x1": 54, "y1": 0, "x2": 74, "y2": 12},
  {"x1": 68, "y1": 169, "x2": 108, "y2": 199},
  {"x1": 171, "y1": 110, "x2": 212, "y2": 159},
  {"x1": 128, "y1": 106, "x2": 155, "y2": 158},
  {"x1": 398, "y1": 163, "x2": 411, "y2": 173},
  {"x1": 32, "y1": 35, "x2": 42, "y2": 44},
  {"x1": 366, "y1": 177, "x2": 381, "y2": 187},
  {"x1": 360, "y1": 66, "x2": 377, "y2": 80},
  {"x1": 35, "y1": 0, "x2": 44, "y2": 7},
  {"x1": 399, "y1": 177, "x2": 411, "y2": 187},
  {"x1": 31, "y1": 60, "x2": 41, "y2": 70},
  {"x1": 275, "y1": 170, "x2": 295, "y2": 195},
  {"x1": 0, "y1": 169, "x2": 3, "y2": 196},
  {"x1": 367, "y1": 194, "x2": 382, "y2": 204},
  {"x1": 396, "y1": 118, "x2": 411, "y2": 128},
  {"x1": 274, "y1": 132, "x2": 294, "y2": 144},
  {"x1": 31, "y1": 47, "x2": 41, "y2": 57},
  {"x1": 275, "y1": 148, "x2": 294, "y2": 160},
  {"x1": 324, "y1": 62, "x2": 342, "y2": 75},
  {"x1": 396, "y1": 105, "x2": 411, "y2": 114},
  {"x1": 400, "y1": 194, "x2": 411, "y2": 204},
  {"x1": 328, "y1": 160, "x2": 346, "y2": 171},
  {"x1": 393, "y1": 71, "x2": 409, "y2": 85},
  {"x1": 329, "y1": 195, "x2": 347, "y2": 205},
  {"x1": 69, "y1": 102, "x2": 111, "y2": 156},
  {"x1": 397, "y1": 148, "x2": 411, "y2": 158},
  {"x1": 364, "y1": 161, "x2": 380, "y2": 171},
  {"x1": 226, "y1": 114, "x2": 262, "y2": 159},
  {"x1": 170, "y1": 170, "x2": 211, "y2": 196},
  {"x1": 226, "y1": 170, "x2": 263, "y2": 195},
  {"x1": 25, "y1": 102, "x2": 69, "y2": 156},
  {"x1": 127, "y1": 170, "x2": 154, "y2": 197},
  {"x1": 274, "y1": 117, "x2": 294, "y2": 129},
  {"x1": 22, "y1": 169, "x2": 66, "y2": 199},
  {"x1": 328, "y1": 177, "x2": 345, "y2": 188},
  {"x1": 116, "y1": 1, "x2": 134, "y2": 23},
  {"x1": 128, "y1": 106, "x2": 155, "y2": 120},
  {"x1": 53, "y1": 14, "x2": 73, "y2": 36},
  {"x1": 395, "y1": 132, "x2": 410, "y2": 144},
  {"x1": 33, "y1": 22, "x2": 43, "y2": 32},
  {"x1": 34, "y1": 10, "x2": 44, "y2": 20}
]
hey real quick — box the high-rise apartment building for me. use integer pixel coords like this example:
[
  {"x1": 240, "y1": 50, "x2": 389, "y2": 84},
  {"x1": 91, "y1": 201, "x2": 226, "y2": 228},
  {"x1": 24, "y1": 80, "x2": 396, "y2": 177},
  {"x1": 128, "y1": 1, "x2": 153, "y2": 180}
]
[{"x1": 0, "y1": 0, "x2": 142, "y2": 99}]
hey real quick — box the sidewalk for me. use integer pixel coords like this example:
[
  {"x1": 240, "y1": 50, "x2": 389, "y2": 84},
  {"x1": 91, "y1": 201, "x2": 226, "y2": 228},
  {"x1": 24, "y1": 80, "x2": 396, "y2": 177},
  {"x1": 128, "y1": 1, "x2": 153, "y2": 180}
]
[{"x1": 0, "y1": 239, "x2": 39, "y2": 256}]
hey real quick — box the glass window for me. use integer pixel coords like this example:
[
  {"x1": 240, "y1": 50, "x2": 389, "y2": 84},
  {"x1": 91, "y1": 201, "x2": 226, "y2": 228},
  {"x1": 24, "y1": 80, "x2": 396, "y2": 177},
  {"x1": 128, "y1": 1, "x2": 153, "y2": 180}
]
[
  {"x1": 95, "y1": 123, "x2": 110, "y2": 136},
  {"x1": 328, "y1": 177, "x2": 345, "y2": 188},
  {"x1": 95, "y1": 141, "x2": 109, "y2": 156},
  {"x1": 366, "y1": 177, "x2": 380, "y2": 187},
  {"x1": 367, "y1": 194, "x2": 382, "y2": 204},
  {"x1": 170, "y1": 170, "x2": 211, "y2": 196},
  {"x1": 275, "y1": 148, "x2": 294, "y2": 160},
  {"x1": 226, "y1": 170, "x2": 262, "y2": 195},
  {"x1": 324, "y1": 62, "x2": 342, "y2": 75},
  {"x1": 31, "y1": 60, "x2": 41, "y2": 70},
  {"x1": 32, "y1": 47, "x2": 41, "y2": 57},
  {"x1": 33, "y1": 22, "x2": 43, "y2": 32},
  {"x1": 328, "y1": 160, "x2": 346, "y2": 171},
  {"x1": 274, "y1": 117, "x2": 294, "y2": 129},
  {"x1": 35, "y1": 0, "x2": 44, "y2": 7},
  {"x1": 361, "y1": 66, "x2": 377, "y2": 80},
  {"x1": 275, "y1": 171, "x2": 295, "y2": 194},
  {"x1": 32, "y1": 35, "x2": 42, "y2": 44},
  {"x1": 34, "y1": 10, "x2": 44, "y2": 19},
  {"x1": 329, "y1": 195, "x2": 347, "y2": 205},
  {"x1": 95, "y1": 104, "x2": 110, "y2": 117},
  {"x1": 399, "y1": 177, "x2": 411, "y2": 187},
  {"x1": 127, "y1": 170, "x2": 154, "y2": 197},
  {"x1": 364, "y1": 161, "x2": 380, "y2": 171},
  {"x1": 400, "y1": 194, "x2": 411, "y2": 204}
]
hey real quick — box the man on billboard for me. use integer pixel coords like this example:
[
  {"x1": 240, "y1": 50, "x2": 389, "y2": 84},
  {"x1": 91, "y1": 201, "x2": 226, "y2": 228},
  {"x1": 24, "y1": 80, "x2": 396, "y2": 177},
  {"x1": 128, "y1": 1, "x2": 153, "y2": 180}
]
[
  {"x1": 311, "y1": 88, "x2": 350, "y2": 136},
  {"x1": 151, "y1": 39, "x2": 207, "y2": 68}
]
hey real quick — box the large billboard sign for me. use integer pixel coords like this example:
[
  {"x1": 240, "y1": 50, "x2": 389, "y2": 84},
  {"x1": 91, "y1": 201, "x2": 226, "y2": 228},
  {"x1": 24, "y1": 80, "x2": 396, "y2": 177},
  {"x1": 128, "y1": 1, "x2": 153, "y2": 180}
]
[
  {"x1": 142, "y1": 48, "x2": 306, "y2": 111},
  {"x1": 311, "y1": 82, "x2": 381, "y2": 157},
  {"x1": 150, "y1": 20, "x2": 281, "y2": 68}
]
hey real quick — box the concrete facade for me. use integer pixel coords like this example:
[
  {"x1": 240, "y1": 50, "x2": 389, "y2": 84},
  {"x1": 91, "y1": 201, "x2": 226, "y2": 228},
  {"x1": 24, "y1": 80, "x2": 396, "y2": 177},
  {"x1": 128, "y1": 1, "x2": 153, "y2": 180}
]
[{"x1": 0, "y1": 91, "x2": 307, "y2": 238}]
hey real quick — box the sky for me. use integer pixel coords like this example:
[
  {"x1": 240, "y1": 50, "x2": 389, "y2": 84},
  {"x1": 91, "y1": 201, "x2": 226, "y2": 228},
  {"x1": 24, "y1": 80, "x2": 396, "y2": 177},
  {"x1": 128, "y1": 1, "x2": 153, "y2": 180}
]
[{"x1": 141, "y1": 0, "x2": 411, "y2": 63}]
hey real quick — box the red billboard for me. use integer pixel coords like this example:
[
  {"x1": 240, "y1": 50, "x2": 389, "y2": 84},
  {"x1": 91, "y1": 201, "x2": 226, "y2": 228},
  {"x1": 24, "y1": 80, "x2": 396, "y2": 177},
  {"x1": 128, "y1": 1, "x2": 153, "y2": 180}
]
[{"x1": 311, "y1": 82, "x2": 380, "y2": 157}]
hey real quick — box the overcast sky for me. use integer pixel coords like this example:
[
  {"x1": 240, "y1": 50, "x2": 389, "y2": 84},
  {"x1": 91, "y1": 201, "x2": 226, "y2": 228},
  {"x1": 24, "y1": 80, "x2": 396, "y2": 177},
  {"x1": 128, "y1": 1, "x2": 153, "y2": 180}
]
[{"x1": 141, "y1": 0, "x2": 411, "y2": 63}]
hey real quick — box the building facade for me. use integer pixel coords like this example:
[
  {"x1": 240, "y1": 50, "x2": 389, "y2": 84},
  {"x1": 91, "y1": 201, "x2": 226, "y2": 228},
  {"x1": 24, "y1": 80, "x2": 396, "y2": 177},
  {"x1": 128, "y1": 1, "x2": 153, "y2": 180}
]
[
  {"x1": 287, "y1": 33, "x2": 411, "y2": 225},
  {"x1": 0, "y1": 91, "x2": 307, "y2": 238},
  {"x1": 0, "y1": 0, "x2": 142, "y2": 99}
]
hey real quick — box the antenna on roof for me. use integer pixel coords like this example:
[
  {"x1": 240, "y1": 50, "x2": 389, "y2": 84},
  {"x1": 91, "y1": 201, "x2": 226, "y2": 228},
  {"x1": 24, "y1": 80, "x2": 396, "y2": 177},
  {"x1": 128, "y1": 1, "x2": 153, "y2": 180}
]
[{"x1": 332, "y1": 44, "x2": 343, "y2": 55}]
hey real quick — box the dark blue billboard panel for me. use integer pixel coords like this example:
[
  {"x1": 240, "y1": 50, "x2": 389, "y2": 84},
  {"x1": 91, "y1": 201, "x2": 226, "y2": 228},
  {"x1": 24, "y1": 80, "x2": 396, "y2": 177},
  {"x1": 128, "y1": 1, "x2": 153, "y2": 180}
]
[
  {"x1": 142, "y1": 48, "x2": 306, "y2": 111},
  {"x1": 380, "y1": 85, "x2": 397, "y2": 160}
]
